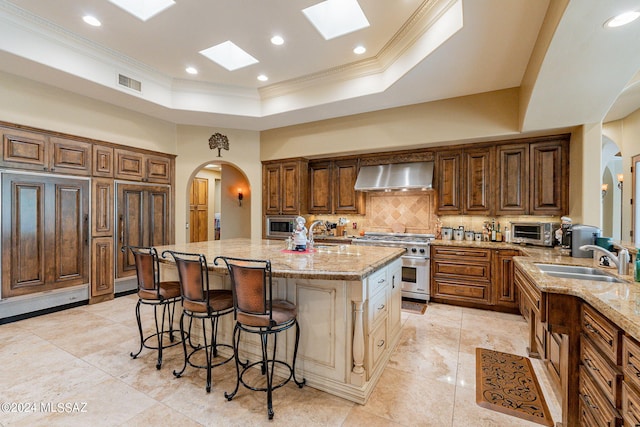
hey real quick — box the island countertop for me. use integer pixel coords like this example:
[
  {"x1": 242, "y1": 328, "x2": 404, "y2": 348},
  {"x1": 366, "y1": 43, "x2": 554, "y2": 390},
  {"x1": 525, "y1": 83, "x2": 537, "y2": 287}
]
[{"x1": 154, "y1": 238, "x2": 404, "y2": 281}]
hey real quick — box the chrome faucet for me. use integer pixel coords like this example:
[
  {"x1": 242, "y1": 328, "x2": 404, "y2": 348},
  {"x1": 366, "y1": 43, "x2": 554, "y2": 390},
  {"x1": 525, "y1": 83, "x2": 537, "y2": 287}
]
[
  {"x1": 308, "y1": 220, "x2": 325, "y2": 248},
  {"x1": 579, "y1": 244, "x2": 630, "y2": 275}
]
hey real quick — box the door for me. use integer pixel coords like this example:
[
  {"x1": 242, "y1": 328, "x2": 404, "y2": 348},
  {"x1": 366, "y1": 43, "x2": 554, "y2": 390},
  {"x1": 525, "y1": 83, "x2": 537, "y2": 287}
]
[
  {"x1": 116, "y1": 183, "x2": 171, "y2": 278},
  {"x1": 1, "y1": 173, "x2": 89, "y2": 298},
  {"x1": 530, "y1": 140, "x2": 567, "y2": 215},
  {"x1": 309, "y1": 161, "x2": 332, "y2": 213},
  {"x1": 190, "y1": 177, "x2": 208, "y2": 242},
  {"x1": 436, "y1": 150, "x2": 462, "y2": 213},
  {"x1": 496, "y1": 144, "x2": 529, "y2": 215},
  {"x1": 463, "y1": 147, "x2": 493, "y2": 214}
]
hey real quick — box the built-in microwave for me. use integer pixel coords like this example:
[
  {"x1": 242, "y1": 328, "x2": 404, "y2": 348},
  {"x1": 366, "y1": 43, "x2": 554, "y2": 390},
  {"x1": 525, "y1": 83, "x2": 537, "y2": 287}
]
[
  {"x1": 511, "y1": 222, "x2": 560, "y2": 247},
  {"x1": 265, "y1": 216, "x2": 297, "y2": 239}
]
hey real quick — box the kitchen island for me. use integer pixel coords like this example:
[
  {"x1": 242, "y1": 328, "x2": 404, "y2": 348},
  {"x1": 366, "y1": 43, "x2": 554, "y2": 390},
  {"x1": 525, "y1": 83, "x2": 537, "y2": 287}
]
[{"x1": 154, "y1": 239, "x2": 404, "y2": 404}]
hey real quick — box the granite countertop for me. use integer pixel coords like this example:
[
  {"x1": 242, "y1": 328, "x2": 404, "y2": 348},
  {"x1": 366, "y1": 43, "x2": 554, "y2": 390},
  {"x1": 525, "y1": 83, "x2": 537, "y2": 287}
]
[
  {"x1": 154, "y1": 238, "x2": 403, "y2": 281},
  {"x1": 432, "y1": 238, "x2": 640, "y2": 341}
]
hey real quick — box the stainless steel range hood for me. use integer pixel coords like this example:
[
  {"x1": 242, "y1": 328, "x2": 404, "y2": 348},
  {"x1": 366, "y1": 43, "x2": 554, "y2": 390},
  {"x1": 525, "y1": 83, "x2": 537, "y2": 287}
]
[{"x1": 354, "y1": 162, "x2": 434, "y2": 191}]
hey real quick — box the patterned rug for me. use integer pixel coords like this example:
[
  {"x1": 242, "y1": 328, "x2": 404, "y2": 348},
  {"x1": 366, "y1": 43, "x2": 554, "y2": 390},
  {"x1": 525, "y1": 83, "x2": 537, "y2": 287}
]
[
  {"x1": 401, "y1": 300, "x2": 427, "y2": 315},
  {"x1": 476, "y1": 348, "x2": 553, "y2": 426}
]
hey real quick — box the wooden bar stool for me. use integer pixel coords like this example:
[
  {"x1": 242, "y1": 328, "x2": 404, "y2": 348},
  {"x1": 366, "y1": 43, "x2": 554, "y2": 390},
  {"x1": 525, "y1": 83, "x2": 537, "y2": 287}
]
[
  {"x1": 124, "y1": 246, "x2": 184, "y2": 370},
  {"x1": 214, "y1": 256, "x2": 305, "y2": 420},
  {"x1": 162, "y1": 250, "x2": 234, "y2": 392}
]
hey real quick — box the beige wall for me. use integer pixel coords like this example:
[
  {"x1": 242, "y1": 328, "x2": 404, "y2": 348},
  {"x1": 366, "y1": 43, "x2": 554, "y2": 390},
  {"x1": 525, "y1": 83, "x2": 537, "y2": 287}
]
[
  {"x1": 175, "y1": 125, "x2": 261, "y2": 244},
  {"x1": 220, "y1": 164, "x2": 251, "y2": 240},
  {"x1": 0, "y1": 71, "x2": 176, "y2": 153},
  {"x1": 261, "y1": 88, "x2": 521, "y2": 160}
]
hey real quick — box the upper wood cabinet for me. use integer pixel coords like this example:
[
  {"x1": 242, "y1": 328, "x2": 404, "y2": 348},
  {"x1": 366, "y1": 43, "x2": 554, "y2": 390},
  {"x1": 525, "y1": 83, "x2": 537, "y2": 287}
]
[
  {"x1": 92, "y1": 178, "x2": 113, "y2": 237},
  {"x1": 436, "y1": 147, "x2": 492, "y2": 215},
  {"x1": 496, "y1": 136, "x2": 569, "y2": 216},
  {"x1": 308, "y1": 158, "x2": 364, "y2": 214},
  {"x1": 93, "y1": 144, "x2": 114, "y2": 177},
  {"x1": 496, "y1": 144, "x2": 529, "y2": 215},
  {"x1": 435, "y1": 150, "x2": 462, "y2": 213},
  {"x1": 0, "y1": 129, "x2": 91, "y2": 175},
  {"x1": 263, "y1": 159, "x2": 308, "y2": 215},
  {"x1": 114, "y1": 148, "x2": 172, "y2": 184}
]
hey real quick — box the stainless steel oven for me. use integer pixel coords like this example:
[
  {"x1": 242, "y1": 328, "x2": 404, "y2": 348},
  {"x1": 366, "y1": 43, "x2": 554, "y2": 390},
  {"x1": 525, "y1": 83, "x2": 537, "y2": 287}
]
[{"x1": 352, "y1": 232, "x2": 432, "y2": 302}]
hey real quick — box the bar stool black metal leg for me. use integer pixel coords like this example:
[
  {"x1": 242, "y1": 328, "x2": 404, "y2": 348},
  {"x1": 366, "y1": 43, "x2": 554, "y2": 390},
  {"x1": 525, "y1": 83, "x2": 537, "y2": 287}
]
[
  {"x1": 266, "y1": 332, "x2": 276, "y2": 420},
  {"x1": 173, "y1": 312, "x2": 188, "y2": 378},
  {"x1": 155, "y1": 303, "x2": 167, "y2": 369},
  {"x1": 202, "y1": 318, "x2": 212, "y2": 392},
  {"x1": 225, "y1": 324, "x2": 242, "y2": 400},
  {"x1": 292, "y1": 320, "x2": 305, "y2": 387},
  {"x1": 130, "y1": 299, "x2": 144, "y2": 359}
]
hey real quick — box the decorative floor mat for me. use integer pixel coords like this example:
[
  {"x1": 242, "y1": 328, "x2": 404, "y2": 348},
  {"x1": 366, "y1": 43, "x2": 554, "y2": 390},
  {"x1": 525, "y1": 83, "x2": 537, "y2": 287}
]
[
  {"x1": 401, "y1": 300, "x2": 427, "y2": 315},
  {"x1": 476, "y1": 348, "x2": 553, "y2": 426}
]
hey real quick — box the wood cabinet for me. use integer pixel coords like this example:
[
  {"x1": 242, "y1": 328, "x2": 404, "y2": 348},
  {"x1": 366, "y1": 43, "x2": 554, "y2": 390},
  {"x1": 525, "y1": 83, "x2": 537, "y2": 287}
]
[
  {"x1": 492, "y1": 249, "x2": 520, "y2": 309},
  {"x1": 116, "y1": 183, "x2": 172, "y2": 278},
  {"x1": 263, "y1": 159, "x2": 308, "y2": 215},
  {"x1": 92, "y1": 178, "x2": 113, "y2": 237},
  {"x1": 514, "y1": 264, "x2": 545, "y2": 358},
  {"x1": 622, "y1": 335, "x2": 640, "y2": 426},
  {"x1": 496, "y1": 136, "x2": 569, "y2": 215},
  {"x1": 308, "y1": 158, "x2": 364, "y2": 214},
  {"x1": 90, "y1": 178, "x2": 114, "y2": 302},
  {"x1": 1, "y1": 173, "x2": 90, "y2": 298},
  {"x1": 436, "y1": 147, "x2": 493, "y2": 215},
  {"x1": 0, "y1": 128, "x2": 92, "y2": 175},
  {"x1": 114, "y1": 148, "x2": 172, "y2": 184},
  {"x1": 431, "y1": 246, "x2": 492, "y2": 306},
  {"x1": 91, "y1": 237, "x2": 114, "y2": 299},
  {"x1": 93, "y1": 144, "x2": 114, "y2": 177},
  {"x1": 189, "y1": 177, "x2": 208, "y2": 243}
]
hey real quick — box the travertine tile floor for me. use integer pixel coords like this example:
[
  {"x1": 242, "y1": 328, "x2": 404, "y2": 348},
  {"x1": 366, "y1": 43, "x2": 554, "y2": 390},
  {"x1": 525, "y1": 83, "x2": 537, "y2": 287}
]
[{"x1": 0, "y1": 295, "x2": 561, "y2": 426}]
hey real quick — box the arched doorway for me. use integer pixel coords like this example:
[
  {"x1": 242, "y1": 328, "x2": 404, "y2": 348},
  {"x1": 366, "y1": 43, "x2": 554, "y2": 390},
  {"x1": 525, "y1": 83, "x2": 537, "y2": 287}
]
[
  {"x1": 187, "y1": 162, "x2": 251, "y2": 242},
  {"x1": 601, "y1": 137, "x2": 622, "y2": 240}
]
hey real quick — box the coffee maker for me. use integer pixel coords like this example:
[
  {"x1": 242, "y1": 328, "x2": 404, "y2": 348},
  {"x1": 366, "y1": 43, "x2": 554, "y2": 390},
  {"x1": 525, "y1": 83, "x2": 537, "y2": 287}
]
[{"x1": 569, "y1": 224, "x2": 602, "y2": 258}]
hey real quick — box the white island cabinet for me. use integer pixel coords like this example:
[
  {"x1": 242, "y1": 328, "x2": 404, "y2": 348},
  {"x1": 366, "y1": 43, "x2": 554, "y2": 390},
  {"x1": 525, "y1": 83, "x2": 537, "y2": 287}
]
[{"x1": 155, "y1": 238, "x2": 404, "y2": 404}]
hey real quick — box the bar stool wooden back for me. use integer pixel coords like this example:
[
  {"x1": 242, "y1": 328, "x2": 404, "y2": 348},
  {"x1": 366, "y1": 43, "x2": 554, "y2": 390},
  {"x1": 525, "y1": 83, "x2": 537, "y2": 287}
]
[
  {"x1": 123, "y1": 246, "x2": 184, "y2": 370},
  {"x1": 162, "y1": 250, "x2": 234, "y2": 392},
  {"x1": 214, "y1": 256, "x2": 305, "y2": 419}
]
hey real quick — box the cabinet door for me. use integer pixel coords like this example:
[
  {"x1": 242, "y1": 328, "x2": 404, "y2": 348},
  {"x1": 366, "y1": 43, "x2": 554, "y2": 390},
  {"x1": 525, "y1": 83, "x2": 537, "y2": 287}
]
[
  {"x1": 530, "y1": 140, "x2": 567, "y2": 215},
  {"x1": 92, "y1": 178, "x2": 113, "y2": 237},
  {"x1": 493, "y1": 249, "x2": 520, "y2": 308},
  {"x1": 435, "y1": 150, "x2": 462, "y2": 213},
  {"x1": 91, "y1": 237, "x2": 114, "y2": 298},
  {"x1": 114, "y1": 148, "x2": 144, "y2": 181},
  {"x1": 93, "y1": 144, "x2": 114, "y2": 177},
  {"x1": 281, "y1": 161, "x2": 304, "y2": 214},
  {"x1": 388, "y1": 263, "x2": 403, "y2": 338},
  {"x1": 189, "y1": 177, "x2": 208, "y2": 243},
  {"x1": 0, "y1": 128, "x2": 48, "y2": 171},
  {"x1": 49, "y1": 137, "x2": 92, "y2": 176},
  {"x1": 1, "y1": 174, "x2": 89, "y2": 298},
  {"x1": 263, "y1": 163, "x2": 282, "y2": 214},
  {"x1": 463, "y1": 147, "x2": 493, "y2": 214},
  {"x1": 334, "y1": 159, "x2": 363, "y2": 213},
  {"x1": 146, "y1": 155, "x2": 171, "y2": 184},
  {"x1": 116, "y1": 183, "x2": 171, "y2": 278},
  {"x1": 496, "y1": 143, "x2": 529, "y2": 215},
  {"x1": 309, "y1": 161, "x2": 332, "y2": 213}
]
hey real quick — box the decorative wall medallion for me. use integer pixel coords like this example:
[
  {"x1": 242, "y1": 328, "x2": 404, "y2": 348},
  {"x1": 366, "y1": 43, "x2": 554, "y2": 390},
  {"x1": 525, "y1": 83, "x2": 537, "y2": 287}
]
[{"x1": 208, "y1": 133, "x2": 229, "y2": 157}]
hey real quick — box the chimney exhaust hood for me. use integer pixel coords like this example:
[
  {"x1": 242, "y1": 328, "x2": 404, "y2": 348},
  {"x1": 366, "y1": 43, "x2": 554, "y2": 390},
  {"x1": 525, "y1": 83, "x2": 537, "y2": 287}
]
[{"x1": 354, "y1": 161, "x2": 434, "y2": 191}]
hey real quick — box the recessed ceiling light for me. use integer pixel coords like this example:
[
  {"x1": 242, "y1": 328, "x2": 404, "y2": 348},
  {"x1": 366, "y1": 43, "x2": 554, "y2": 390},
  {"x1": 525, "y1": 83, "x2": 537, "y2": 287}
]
[
  {"x1": 82, "y1": 15, "x2": 102, "y2": 27},
  {"x1": 270, "y1": 35, "x2": 284, "y2": 45},
  {"x1": 257, "y1": 74, "x2": 268, "y2": 82},
  {"x1": 108, "y1": 0, "x2": 175, "y2": 22},
  {"x1": 200, "y1": 41, "x2": 259, "y2": 71},
  {"x1": 605, "y1": 10, "x2": 640, "y2": 28},
  {"x1": 185, "y1": 66, "x2": 198, "y2": 75},
  {"x1": 302, "y1": 0, "x2": 370, "y2": 40},
  {"x1": 353, "y1": 45, "x2": 366, "y2": 55}
]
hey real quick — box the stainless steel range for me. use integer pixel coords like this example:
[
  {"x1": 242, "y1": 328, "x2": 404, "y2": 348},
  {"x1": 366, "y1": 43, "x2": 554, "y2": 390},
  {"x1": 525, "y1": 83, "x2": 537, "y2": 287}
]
[{"x1": 352, "y1": 232, "x2": 433, "y2": 302}]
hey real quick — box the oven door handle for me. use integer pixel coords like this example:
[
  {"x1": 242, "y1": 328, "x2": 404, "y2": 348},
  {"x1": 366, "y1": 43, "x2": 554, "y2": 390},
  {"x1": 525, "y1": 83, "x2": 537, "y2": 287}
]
[{"x1": 402, "y1": 256, "x2": 429, "y2": 261}]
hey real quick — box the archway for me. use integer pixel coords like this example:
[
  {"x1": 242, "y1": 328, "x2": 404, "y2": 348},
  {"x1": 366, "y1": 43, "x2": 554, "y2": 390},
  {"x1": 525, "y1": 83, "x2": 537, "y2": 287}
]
[
  {"x1": 601, "y1": 136, "x2": 623, "y2": 239},
  {"x1": 185, "y1": 161, "x2": 251, "y2": 242}
]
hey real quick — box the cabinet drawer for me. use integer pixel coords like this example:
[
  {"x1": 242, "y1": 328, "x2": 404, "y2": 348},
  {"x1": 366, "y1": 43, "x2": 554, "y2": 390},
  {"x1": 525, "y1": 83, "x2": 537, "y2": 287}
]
[
  {"x1": 368, "y1": 287, "x2": 388, "y2": 328},
  {"x1": 432, "y1": 260, "x2": 490, "y2": 281},
  {"x1": 582, "y1": 304, "x2": 622, "y2": 365},
  {"x1": 368, "y1": 268, "x2": 388, "y2": 297},
  {"x1": 433, "y1": 279, "x2": 489, "y2": 302},
  {"x1": 581, "y1": 334, "x2": 622, "y2": 408},
  {"x1": 431, "y1": 246, "x2": 491, "y2": 261},
  {"x1": 623, "y1": 335, "x2": 640, "y2": 392},
  {"x1": 622, "y1": 381, "x2": 640, "y2": 427},
  {"x1": 579, "y1": 366, "x2": 622, "y2": 427},
  {"x1": 368, "y1": 318, "x2": 387, "y2": 375}
]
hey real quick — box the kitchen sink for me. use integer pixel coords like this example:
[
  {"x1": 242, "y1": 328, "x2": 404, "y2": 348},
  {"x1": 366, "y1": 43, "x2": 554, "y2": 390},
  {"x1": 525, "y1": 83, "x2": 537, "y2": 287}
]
[{"x1": 534, "y1": 263, "x2": 625, "y2": 283}]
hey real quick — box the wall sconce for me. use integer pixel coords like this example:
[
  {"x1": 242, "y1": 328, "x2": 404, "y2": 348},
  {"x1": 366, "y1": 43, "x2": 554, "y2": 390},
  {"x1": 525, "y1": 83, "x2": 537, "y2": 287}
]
[
  {"x1": 617, "y1": 173, "x2": 624, "y2": 190},
  {"x1": 237, "y1": 188, "x2": 243, "y2": 206},
  {"x1": 601, "y1": 183, "x2": 608, "y2": 198}
]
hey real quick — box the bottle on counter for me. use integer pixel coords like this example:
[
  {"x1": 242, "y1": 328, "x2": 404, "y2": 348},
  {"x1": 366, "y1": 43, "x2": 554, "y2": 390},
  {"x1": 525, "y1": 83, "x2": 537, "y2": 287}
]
[
  {"x1": 491, "y1": 220, "x2": 496, "y2": 242},
  {"x1": 496, "y1": 223, "x2": 502, "y2": 242},
  {"x1": 504, "y1": 223, "x2": 511, "y2": 243},
  {"x1": 635, "y1": 251, "x2": 640, "y2": 282}
]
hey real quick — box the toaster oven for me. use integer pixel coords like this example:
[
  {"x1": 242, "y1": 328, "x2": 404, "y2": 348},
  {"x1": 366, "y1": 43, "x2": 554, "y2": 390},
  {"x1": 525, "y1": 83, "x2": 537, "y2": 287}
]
[{"x1": 511, "y1": 222, "x2": 560, "y2": 246}]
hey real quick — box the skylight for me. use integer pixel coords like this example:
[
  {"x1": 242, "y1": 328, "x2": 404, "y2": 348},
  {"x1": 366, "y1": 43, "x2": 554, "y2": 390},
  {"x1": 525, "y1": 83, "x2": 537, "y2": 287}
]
[
  {"x1": 199, "y1": 41, "x2": 259, "y2": 71},
  {"x1": 302, "y1": 0, "x2": 370, "y2": 40},
  {"x1": 108, "y1": 0, "x2": 175, "y2": 22}
]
